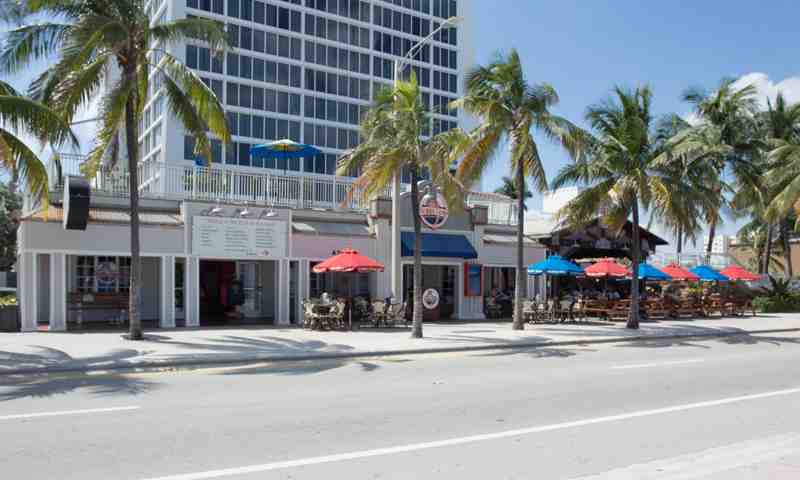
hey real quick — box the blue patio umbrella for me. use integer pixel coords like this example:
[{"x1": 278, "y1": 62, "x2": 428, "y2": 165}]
[
  {"x1": 528, "y1": 255, "x2": 584, "y2": 276},
  {"x1": 690, "y1": 265, "x2": 729, "y2": 282},
  {"x1": 250, "y1": 139, "x2": 322, "y2": 174},
  {"x1": 634, "y1": 263, "x2": 672, "y2": 281},
  {"x1": 528, "y1": 255, "x2": 583, "y2": 301}
]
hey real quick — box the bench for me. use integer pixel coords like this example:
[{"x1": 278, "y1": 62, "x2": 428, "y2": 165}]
[{"x1": 68, "y1": 292, "x2": 129, "y2": 326}]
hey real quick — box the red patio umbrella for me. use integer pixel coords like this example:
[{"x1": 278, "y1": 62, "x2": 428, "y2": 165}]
[
  {"x1": 313, "y1": 248, "x2": 385, "y2": 273},
  {"x1": 720, "y1": 265, "x2": 760, "y2": 281},
  {"x1": 584, "y1": 258, "x2": 628, "y2": 278},
  {"x1": 660, "y1": 263, "x2": 700, "y2": 281}
]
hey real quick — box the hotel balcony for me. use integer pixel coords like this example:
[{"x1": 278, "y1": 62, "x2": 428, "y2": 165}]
[{"x1": 48, "y1": 153, "x2": 519, "y2": 226}]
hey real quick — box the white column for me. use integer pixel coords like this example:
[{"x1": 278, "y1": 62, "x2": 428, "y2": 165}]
[
  {"x1": 49, "y1": 253, "x2": 67, "y2": 331},
  {"x1": 390, "y1": 175, "x2": 401, "y2": 300},
  {"x1": 455, "y1": 263, "x2": 464, "y2": 320},
  {"x1": 298, "y1": 259, "x2": 309, "y2": 324},
  {"x1": 19, "y1": 251, "x2": 37, "y2": 332},
  {"x1": 185, "y1": 256, "x2": 200, "y2": 327},
  {"x1": 276, "y1": 259, "x2": 290, "y2": 325},
  {"x1": 160, "y1": 256, "x2": 176, "y2": 328}
]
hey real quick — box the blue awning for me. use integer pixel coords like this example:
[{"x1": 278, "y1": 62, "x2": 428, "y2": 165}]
[{"x1": 401, "y1": 232, "x2": 478, "y2": 259}]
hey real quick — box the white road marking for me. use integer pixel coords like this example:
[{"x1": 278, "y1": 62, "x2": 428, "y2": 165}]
[
  {"x1": 0, "y1": 406, "x2": 140, "y2": 421},
  {"x1": 142, "y1": 386, "x2": 800, "y2": 480},
  {"x1": 568, "y1": 433, "x2": 800, "y2": 479},
  {"x1": 612, "y1": 359, "x2": 705, "y2": 370}
]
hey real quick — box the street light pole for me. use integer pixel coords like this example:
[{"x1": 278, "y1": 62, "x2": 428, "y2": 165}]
[{"x1": 389, "y1": 16, "x2": 462, "y2": 303}]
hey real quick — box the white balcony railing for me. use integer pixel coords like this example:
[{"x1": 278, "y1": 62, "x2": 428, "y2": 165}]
[{"x1": 49, "y1": 154, "x2": 518, "y2": 224}]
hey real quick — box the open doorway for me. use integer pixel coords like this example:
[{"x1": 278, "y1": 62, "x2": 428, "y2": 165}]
[{"x1": 199, "y1": 260, "x2": 276, "y2": 326}]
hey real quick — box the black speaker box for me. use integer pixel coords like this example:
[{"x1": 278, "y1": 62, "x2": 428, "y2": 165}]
[{"x1": 63, "y1": 176, "x2": 91, "y2": 231}]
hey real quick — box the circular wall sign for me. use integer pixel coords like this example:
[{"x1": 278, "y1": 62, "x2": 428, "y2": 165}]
[
  {"x1": 422, "y1": 288, "x2": 440, "y2": 310},
  {"x1": 420, "y1": 192, "x2": 449, "y2": 230}
]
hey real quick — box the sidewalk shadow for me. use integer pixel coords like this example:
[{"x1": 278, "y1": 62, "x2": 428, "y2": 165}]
[{"x1": 0, "y1": 371, "x2": 159, "y2": 401}]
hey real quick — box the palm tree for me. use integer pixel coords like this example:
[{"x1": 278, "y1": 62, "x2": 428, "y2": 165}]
[
  {"x1": 1, "y1": 0, "x2": 231, "y2": 340},
  {"x1": 675, "y1": 79, "x2": 758, "y2": 259},
  {"x1": 339, "y1": 75, "x2": 464, "y2": 339},
  {"x1": 0, "y1": 80, "x2": 76, "y2": 200},
  {"x1": 454, "y1": 49, "x2": 584, "y2": 330},
  {"x1": 651, "y1": 114, "x2": 716, "y2": 258},
  {"x1": 758, "y1": 93, "x2": 800, "y2": 277},
  {"x1": 553, "y1": 86, "x2": 684, "y2": 329},
  {"x1": 494, "y1": 176, "x2": 532, "y2": 211}
]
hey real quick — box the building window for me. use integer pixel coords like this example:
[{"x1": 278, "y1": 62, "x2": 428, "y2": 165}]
[{"x1": 74, "y1": 256, "x2": 132, "y2": 294}]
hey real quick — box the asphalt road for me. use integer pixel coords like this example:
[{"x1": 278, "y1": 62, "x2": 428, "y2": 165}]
[{"x1": 4, "y1": 331, "x2": 800, "y2": 479}]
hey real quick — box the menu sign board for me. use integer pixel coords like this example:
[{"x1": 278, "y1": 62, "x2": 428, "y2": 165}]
[{"x1": 193, "y1": 216, "x2": 287, "y2": 259}]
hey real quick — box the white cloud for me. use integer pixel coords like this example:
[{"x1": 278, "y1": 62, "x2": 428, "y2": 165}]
[{"x1": 732, "y1": 72, "x2": 800, "y2": 108}]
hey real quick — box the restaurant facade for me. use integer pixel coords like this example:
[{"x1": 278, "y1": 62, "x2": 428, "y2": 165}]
[{"x1": 17, "y1": 163, "x2": 544, "y2": 331}]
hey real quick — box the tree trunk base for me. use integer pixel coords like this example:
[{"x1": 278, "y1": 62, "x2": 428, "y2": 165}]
[
  {"x1": 626, "y1": 319, "x2": 639, "y2": 330},
  {"x1": 410, "y1": 329, "x2": 423, "y2": 339},
  {"x1": 122, "y1": 332, "x2": 144, "y2": 341},
  {"x1": 511, "y1": 321, "x2": 525, "y2": 331}
]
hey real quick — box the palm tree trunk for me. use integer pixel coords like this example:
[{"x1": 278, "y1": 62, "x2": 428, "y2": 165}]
[
  {"x1": 125, "y1": 93, "x2": 143, "y2": 340},
  {"x1": 762, "y1": 223, "x2": 774, "y2": 278},
  {"x1": 781, "y1": 220, "x2": 793, "y2": 278},
  {"x1": 676, "y1": 224, "x2": 683, "y2": 263},
  {"x1": 512, "y1": 164, "x2": 526, "y2": 330},
  {"x1": 628, "y1": 200, "x2": 641, "y2": 330},
  {"x1": 409, "y1": 167, "x2": 423, "y2": 339}
]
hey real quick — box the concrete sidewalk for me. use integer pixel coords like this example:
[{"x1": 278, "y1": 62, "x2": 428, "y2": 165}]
[{"x1": 1, "y1": 315, "x2": 799, "y2": 375}]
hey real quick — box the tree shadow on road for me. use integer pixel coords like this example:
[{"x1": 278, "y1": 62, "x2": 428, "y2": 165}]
[
  {"x1": 714, "y1": 333, "x2": 800, "y2": 347},
  {"x1": 216, "y1": 358, "x2": 381, "y2": 377},
  {"x1": 0, "y1": 371, "x2": 159, "y2": 401},
  {"x1": 472, "y1": 345, "x2": 594, "y2": 360},
  {"x1": 0, "y1": 346, "x2": 155, "y2": 374}
]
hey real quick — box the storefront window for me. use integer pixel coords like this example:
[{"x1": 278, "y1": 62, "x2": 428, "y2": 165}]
[{"x1": 74, "y1": 256, "x2": 131, "y2": 294}]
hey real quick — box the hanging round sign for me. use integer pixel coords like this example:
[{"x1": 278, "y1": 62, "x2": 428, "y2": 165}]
[
  {"x1": 422, "y1": 288, "x2": 440, "y2": 310},
  {"x1": 419, "y1": 191, "x2": 449, "y2": 230}
]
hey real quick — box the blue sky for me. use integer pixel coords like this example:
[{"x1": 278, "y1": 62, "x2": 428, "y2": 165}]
[
  {"x1": 469, "y1": 0, "x2": 800, "y2": 241},
  {"x1": 7, "y1": 1, "x2": 800, "y2": 247}
]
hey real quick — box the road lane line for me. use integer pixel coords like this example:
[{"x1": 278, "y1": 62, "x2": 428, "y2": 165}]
[
  {"x1": 142, "y1": 386, "x2": 800, "y2": 480},
  {"x1": 0, "y1": 406, "x2": 140, "y2": 421},
  {"x1": 612, "y1": 359, "x2": 705, "y2": 370}
]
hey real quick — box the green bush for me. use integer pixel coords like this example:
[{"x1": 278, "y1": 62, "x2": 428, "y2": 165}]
[{"x1": 753, "y1": 294, "x2": 800, "y2": 313}]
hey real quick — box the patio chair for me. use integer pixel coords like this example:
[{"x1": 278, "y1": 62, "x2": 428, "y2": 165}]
[
  {"x1": 485, "y1": 296, "x2": 503, "y2": 319},
  {"x1": 326, "y1": 301, "x2": 346, "y2": 330},
  {"x1": 385, "y1": 302, "x2": 407, "y2": 327},
  {"x1": 370, "y1": 300, "x2": 388, "y2": 327},
  {"x1": 522, "y1": 300, "x2": 537, "y2": 323},
  {"x1": 571, "y1": 298, "x2": 586, "y2": 323},
  {"x1": 703, "y1": 295, "x2": 726, "y2": 318},
  {"x1": 302, "y1": 300, "x2": 322, "y2": 330}
]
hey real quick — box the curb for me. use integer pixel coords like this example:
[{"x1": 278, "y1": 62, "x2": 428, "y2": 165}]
[{"x1": 3, "y1": 327, "x2": 800, "y2": 377}]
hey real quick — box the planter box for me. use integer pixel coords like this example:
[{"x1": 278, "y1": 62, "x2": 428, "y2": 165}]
[{"x1": 0, "y1": 306, "x2": 19, "y2": 332}]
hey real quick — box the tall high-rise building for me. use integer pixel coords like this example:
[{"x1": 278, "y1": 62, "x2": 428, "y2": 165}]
[{"x1": 139, "y1": 0, "x2": 472, "y2": 184}]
